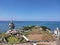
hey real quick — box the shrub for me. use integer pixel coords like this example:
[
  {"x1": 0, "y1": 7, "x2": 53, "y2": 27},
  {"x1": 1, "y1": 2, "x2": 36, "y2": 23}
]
[{"x1": 7, "y1": 36, "x2": 20, "y2": 44}]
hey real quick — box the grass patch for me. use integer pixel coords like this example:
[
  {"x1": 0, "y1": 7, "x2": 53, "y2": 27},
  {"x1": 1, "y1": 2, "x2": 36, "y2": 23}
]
[
  {"x1": 7, "y1": 36, "x2": 20, "y2": 44},
  {"x1": 23, "y1": 32, "x2": 29, "y2": 36},
  {"x1": 20, "y1": 38, "x2": 27, "y2": 43}
]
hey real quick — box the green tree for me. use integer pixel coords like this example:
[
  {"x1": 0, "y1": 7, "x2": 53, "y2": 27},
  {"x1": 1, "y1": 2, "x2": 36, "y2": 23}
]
[{"x1": 40, "y1": 26, "x2": 51, "y2": 31}]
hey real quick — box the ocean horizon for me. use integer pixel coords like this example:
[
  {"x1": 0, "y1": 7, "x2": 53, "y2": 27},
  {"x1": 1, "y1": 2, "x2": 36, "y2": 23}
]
[{"x1": 0, "y1": 21, "x2": 60, "y2": 33}]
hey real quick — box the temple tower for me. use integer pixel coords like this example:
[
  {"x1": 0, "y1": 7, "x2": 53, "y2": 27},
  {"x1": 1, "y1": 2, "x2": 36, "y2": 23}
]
[{"x1": 9, "y1": 20, "x2": 15, "y2": 30}]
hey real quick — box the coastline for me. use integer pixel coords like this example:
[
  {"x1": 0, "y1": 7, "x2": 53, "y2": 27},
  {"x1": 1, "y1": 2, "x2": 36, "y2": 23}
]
[{"x1": 0, "y1": 21, "x2": 60, "y2": 33}]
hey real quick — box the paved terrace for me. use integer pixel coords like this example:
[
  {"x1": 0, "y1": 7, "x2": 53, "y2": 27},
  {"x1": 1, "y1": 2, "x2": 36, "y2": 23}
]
[{"x1": 0, "y1": 41, "x2": 56, "y2": 45}]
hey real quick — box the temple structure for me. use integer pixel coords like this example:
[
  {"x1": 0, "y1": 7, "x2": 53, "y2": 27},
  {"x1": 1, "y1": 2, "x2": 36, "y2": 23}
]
[
  {"x1": 9, "y1": 20, "x2": 15, "y2": 30},
  {"x1": 6, "y1": 20, "x2": 17, "y2": 34}
]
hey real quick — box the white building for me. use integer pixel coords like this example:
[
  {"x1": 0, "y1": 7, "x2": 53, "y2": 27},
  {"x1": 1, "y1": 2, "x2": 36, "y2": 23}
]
[{"x1": 54, "y1": 27, "x2": 60, "y2": 38}]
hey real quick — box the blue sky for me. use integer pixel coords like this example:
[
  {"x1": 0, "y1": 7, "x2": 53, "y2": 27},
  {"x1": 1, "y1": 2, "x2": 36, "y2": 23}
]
[{"x1": 0, "y1": 0, "x2": 60, "y2": 21}]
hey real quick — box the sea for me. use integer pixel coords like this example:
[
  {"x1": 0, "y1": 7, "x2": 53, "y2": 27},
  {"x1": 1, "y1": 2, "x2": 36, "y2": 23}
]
[{"x1": 0, "y1": 21, "x2": 60, "y2": 33}]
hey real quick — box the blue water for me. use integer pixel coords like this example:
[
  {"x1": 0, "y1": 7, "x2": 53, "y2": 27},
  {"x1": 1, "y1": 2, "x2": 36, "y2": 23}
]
[{"x1": 0, "y1": 21, "x2": 60, "y2": 33}]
